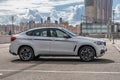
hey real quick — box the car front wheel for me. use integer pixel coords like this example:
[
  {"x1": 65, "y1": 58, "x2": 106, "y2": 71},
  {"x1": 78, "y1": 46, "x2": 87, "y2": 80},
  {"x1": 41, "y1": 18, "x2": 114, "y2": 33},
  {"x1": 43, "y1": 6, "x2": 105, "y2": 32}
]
[
  {"x1": 18, "y1": 46, "x2": 35, "y2": 61},
  {"x1": 79, "y1": 46, "x2": 95, "y2": 62}
]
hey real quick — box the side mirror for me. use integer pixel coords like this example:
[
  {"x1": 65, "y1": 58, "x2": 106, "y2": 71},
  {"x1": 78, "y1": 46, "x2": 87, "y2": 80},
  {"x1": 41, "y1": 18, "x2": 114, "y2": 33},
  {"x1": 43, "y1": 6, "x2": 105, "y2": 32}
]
[{"x1": 63, "y1": 34, "x2": 70, "y2": 39}]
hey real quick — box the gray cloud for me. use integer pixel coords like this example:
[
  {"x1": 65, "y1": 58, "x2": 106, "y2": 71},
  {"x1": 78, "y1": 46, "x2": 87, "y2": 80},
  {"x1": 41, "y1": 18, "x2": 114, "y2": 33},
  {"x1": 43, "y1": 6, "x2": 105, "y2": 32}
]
[{"x1": 0, "y1": 0, "x2": 8, "y2": 2}]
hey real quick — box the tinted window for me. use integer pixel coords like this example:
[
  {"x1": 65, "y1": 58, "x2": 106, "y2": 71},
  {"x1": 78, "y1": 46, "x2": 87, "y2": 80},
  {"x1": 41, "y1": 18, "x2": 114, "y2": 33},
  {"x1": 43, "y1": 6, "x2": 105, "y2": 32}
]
[
  {"x1": 50, "y1": 29, "x2": 68, "y2": 38},
  {"x1": 34, "y1": 30, "x2": 41, "y2": 36},
  {"x1": 62, "y1": 28, "x2": 76, "y2": 37},
  {"x1": 26, "y1": 30, "x2": 34, "y2": 36},
  {"x1": 85, "y1": 0, "x2": 94, "y2": 6},
  {"x1": 40, "y1": 30, "x2": 47, "y2": 37},
  {"x1": 26, "y1": 29, "x2": 48, "y2": 37},
  {"x1": 56, "y1": 29, "x2": 66, "y2": 38}
]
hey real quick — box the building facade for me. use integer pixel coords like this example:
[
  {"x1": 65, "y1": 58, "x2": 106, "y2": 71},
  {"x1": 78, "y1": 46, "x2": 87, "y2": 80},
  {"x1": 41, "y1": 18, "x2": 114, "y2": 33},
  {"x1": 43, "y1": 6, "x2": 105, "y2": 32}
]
[
  {"x1": 85, "y1": 0, "x2": 113, "y2": 24},
  {"x1": 82, "y1": 0, "x2": 113, "y2": 35}
]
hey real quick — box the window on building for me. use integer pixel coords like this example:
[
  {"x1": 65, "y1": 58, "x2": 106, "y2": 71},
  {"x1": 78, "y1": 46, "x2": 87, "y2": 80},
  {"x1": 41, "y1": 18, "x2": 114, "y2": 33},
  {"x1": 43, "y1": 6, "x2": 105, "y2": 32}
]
[
  {"x1": 85, "y1": 0, "x2": 94, "y2": 6},
  {"x1": 81, "y1": 23, "x2": 108, "y2": 34}
]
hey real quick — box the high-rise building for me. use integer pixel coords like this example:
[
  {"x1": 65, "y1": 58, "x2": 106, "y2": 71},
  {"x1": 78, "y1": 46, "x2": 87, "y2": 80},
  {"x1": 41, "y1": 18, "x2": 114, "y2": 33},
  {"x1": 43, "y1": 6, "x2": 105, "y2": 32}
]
[
  {"x1": 59, "y1": 18, "x2": 63, "y2": 23},
  {"x1": 85, "y1": 0, "x2": 113, "y2": 24},
  {"x1": 47, "y1": 17, "x2": 51, "y2": 23},
  {"x1": 41, "y1": 18, "x2": 43, "y2": 24},
  {"x1": 55, "y1": 20, "x2": 58, "y2": 25}
]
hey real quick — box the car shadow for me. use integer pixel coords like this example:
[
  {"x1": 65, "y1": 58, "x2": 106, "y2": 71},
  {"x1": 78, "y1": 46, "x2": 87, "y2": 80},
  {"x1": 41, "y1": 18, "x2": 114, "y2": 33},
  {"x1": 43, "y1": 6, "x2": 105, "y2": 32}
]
[{"x1": 11, "y1": 57, "x2": 115, "y2": 65}]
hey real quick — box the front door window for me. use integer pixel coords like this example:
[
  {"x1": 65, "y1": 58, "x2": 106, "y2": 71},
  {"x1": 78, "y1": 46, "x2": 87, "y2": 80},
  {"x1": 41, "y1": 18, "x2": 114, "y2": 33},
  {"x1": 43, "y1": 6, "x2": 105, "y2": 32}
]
[{"x1": 50, "y1": 29, "x2": 69, "y2": 38}]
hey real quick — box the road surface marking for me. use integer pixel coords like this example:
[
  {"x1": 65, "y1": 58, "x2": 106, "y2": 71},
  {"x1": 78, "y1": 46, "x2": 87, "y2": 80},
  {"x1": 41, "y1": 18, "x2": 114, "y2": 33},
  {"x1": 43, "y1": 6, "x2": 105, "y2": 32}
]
[
  {"x1": 0, "y1": 47, "x2": 9, "y2": 49},
  {"x1": 0, "y1": 70, "x2": 120, "y2": 74},
  {"x1": 114, "y1": 45, "x2": 120, "y2": 52},
  {"x1": 0, "y1": 73, "x2": 3, "y2": 76}
]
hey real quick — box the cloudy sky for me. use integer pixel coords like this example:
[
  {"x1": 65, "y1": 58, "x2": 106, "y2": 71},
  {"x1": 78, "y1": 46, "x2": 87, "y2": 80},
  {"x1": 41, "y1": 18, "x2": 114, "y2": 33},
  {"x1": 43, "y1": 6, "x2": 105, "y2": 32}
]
[
  {"x1": 0, "y1": 0, "x2": 83, "y2": 15},
  {"x1": 0, "y1": 0, "x2": 119, "y2": 25}
]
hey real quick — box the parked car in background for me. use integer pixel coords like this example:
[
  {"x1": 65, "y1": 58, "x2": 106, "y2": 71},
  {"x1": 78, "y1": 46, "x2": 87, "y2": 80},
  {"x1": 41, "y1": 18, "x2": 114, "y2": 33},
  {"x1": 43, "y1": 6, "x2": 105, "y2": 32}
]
[{"x1": 9, "y1": 27, "x2": 107, "y2": 62}]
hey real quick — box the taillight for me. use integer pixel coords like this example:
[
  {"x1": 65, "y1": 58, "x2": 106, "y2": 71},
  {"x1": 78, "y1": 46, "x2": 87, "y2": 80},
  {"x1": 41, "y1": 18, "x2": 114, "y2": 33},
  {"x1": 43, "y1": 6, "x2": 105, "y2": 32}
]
[{"x1": 11, "y1": 37, "x2": 16, "y2": 41}]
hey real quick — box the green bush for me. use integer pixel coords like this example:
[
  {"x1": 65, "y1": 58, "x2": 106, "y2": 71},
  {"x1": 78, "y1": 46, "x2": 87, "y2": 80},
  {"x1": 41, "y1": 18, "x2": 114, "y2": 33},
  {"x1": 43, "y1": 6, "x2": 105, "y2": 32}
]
[{"x1": 8, "y1": 30, "x2": 12, "y2": 35}]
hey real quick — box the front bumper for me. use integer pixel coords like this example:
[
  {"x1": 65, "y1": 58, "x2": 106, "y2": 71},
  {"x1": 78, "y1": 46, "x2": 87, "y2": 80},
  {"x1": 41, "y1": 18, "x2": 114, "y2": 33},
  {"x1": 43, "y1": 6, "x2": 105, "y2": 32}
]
[
  {"x1": 101, "y1": 49, "x2": 107, "y2": 54},
  {"x1": 95, "y1": 45, "x2": 107, "y2": 57}
]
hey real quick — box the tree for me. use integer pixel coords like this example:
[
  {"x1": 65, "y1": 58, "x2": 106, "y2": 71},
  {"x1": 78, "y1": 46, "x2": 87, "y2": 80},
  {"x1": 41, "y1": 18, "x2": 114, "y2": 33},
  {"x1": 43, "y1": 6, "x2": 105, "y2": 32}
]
[{"x1": 8, "y1": 30, "x2": 12, "y2": 35}]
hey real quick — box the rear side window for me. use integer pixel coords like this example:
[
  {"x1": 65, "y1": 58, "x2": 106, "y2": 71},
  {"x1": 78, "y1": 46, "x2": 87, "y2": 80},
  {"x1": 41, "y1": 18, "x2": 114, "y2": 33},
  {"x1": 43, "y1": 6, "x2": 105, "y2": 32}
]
[
  {"x1": 26, "y1": 29, "x2": 48, "y2": 37},
  {"x1": 26, "y1": 30, "x2": 34, "y2": 36}
]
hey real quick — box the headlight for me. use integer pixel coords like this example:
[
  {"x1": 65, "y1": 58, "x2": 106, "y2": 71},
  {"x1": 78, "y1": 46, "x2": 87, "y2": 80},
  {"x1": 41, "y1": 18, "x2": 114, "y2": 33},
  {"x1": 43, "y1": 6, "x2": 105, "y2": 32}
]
[{"x1": 94, "y1": 41, "x2": 103, "y2": 45}]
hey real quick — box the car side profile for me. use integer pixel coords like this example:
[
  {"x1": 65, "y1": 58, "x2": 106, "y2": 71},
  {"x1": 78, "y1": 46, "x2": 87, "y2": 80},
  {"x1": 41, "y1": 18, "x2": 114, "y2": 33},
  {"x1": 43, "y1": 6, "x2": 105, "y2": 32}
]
[{"x1": 9, "y1": 27, "x2": 107, "y2": 61}]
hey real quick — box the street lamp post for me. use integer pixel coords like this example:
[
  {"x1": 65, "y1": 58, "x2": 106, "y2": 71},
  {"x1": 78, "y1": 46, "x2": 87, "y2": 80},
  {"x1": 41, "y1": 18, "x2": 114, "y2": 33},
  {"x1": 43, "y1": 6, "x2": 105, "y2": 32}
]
[
  {"x1": 112, "y1": 10, "x2": 115, "y2": 44},
  {"x1": 10, "y1": 16, "x2": 14, "y2": 36},
  {"x1": 80, "y1": 15, "x2": 83, "y2": 35},
  {"x1": 107, "y1": 18, "x2": 112, "y2": 41}
]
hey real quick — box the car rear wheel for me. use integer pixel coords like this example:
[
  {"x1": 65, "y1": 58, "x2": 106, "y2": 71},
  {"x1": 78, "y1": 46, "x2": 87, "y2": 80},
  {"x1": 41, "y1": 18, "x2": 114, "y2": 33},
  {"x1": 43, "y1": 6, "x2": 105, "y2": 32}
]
[
  {"x1": 79, "y1": 46, "x2": 95, "y2": 62},
  {"x1": 18, "y1": 46, "x2": 35, "y2": 61}
]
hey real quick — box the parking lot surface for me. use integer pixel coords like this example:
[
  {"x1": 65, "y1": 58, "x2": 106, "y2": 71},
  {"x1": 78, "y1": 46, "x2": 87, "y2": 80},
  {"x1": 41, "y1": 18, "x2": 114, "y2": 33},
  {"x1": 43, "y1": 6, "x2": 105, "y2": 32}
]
[{"x1": 0, "y1": 39, "x2": 120, "y2": 80}]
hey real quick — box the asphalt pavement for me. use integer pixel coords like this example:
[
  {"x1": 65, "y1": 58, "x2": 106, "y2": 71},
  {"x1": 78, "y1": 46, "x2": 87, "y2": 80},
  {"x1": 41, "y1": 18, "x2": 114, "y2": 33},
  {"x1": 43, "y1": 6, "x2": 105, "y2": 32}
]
[{"x1": 0, "y1": 39, "x2": 120, "y2": 80}]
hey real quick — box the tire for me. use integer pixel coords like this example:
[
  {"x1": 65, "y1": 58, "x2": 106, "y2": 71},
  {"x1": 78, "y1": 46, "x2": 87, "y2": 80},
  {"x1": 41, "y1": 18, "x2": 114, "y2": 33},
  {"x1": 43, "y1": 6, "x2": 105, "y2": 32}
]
[
  {"x1": 18, "y1": 46, "x2": 35, "y2": 61},
  {"x1": 79, "y1": 46, "x2": 95, "y2": 62}
]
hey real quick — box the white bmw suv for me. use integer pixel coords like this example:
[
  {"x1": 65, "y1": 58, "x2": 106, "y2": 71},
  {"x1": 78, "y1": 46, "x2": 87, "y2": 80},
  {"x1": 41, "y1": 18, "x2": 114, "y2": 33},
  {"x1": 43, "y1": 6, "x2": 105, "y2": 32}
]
[{"x1": 9, "y1": 27, "x2": 107, "y2": 61}]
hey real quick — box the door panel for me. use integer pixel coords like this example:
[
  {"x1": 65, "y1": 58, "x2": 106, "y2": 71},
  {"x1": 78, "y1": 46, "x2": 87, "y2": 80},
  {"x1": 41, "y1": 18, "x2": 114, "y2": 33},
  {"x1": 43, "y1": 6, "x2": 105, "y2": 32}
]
[
  {"x1": 26, "y1": 28, "x2": 50, "y2": 55},
  {"x1": 49, "y1": 28, "x2": 76, "y2": 55},
  {"x1": 50, "y1": 38, "x2": 76, "y2": 55},
  {"x1": 33, "y1": 37, "x2": 51, "y2": 55}
]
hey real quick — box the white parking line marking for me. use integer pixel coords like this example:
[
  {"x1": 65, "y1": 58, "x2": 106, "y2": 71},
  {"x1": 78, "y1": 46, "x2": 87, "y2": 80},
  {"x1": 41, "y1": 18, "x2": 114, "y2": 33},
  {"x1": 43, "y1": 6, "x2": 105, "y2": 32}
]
[
  {"x1": 0, "y1": 70, "x2": 120, "y2": 74},
  {"x1": 114, "y1": 45, "x2": 120, "y2": 52},
  {"x1": 0, "y1": 73, "x2": 3, "y2": 76}
]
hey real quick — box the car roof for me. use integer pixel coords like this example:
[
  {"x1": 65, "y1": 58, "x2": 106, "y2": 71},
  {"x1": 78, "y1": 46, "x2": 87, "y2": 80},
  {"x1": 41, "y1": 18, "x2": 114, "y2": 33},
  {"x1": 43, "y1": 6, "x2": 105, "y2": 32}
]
[{"x1": 27, "y1": 27, "x2": 63, "y2": 31}]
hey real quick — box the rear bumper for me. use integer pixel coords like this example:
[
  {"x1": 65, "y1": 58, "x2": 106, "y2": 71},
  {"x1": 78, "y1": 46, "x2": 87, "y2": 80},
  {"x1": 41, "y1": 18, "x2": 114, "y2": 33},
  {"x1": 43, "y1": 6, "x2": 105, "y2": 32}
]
[
  {"x1": 9, "y1": 44, "x2": 18, "y2": 55},
  {"x1": 9, "y1": 50, "x2": 17, "y2": 55}
]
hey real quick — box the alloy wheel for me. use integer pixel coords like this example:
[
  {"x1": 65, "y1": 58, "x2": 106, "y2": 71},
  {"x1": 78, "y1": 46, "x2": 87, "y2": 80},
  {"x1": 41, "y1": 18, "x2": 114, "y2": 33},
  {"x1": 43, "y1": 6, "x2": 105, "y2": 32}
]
[
  {"x1": 79, "y1": 46, "x2": 95, "y2": 62},
  {"x1": 19, "y1": 46, "x2": 35, "y2": 61}
]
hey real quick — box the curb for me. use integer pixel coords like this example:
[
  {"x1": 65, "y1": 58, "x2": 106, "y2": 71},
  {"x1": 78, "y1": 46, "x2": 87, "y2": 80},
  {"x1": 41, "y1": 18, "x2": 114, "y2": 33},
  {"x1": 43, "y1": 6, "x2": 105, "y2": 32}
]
[
  {"x1": 114, "y1": 45, "x2": 120, "y2": 52},
  {"x1": 0, "y1": 43, "x2": 10, "y2": 48},
  {"x1": 0, "y1": 42, "x2": 10, "y2": 44}
]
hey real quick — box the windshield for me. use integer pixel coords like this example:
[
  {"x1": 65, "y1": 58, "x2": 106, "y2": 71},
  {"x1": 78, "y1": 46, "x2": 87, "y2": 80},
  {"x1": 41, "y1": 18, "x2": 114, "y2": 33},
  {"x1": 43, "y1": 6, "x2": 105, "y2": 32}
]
[{"x1": 62, "y1": 28, "x2": 76, "y2": 37}]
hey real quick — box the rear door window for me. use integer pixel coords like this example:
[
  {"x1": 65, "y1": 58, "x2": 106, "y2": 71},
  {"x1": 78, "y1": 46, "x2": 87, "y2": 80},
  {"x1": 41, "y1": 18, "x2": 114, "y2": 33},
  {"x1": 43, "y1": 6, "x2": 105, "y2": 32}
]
[{"x1": 26, "y1": 29, "x2": 48, "y2": 37}]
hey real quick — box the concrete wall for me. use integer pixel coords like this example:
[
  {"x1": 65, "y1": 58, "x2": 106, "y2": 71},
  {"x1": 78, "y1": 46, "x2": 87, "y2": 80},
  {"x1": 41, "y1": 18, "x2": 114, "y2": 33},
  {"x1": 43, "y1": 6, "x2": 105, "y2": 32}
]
[
  {"x1": 112, "y1": 33, "x2": 120, "y2": 39},
  {"x1": 0, "y1": 35, "x2": 11, "y2": 44},
  {"x1": 88, "y1": 34, "x2": 106, "y2": 38}
]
